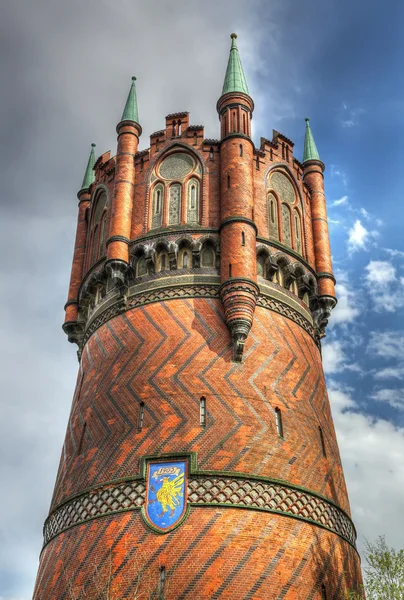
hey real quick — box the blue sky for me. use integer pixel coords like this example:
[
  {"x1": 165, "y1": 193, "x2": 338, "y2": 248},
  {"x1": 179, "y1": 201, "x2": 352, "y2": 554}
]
[{"x1": 1, "y1": 0, "x2": 404, "y2": 597}]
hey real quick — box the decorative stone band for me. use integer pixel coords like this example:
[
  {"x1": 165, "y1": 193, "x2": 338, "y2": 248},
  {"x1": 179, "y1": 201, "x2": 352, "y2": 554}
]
[
  {"x1": 219, "y1": 217, "x2": 258, "y2": 235},
  {"x1": 105, "y1": 235, "x2": 131, "y2": 248},
  {"x1": 81, "y1": 281, "x2": 315, "y2": 350},
  {"x1": 43, "y1": 474, "x2": 356, "y2": 549}
]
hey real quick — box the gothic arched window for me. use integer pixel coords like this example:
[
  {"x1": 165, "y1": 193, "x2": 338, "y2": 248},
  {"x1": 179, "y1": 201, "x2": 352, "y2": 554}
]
[
  {"x1": 168, "y1": 183, "x2": 181, "y2": 225},
  {"x1": 136, "y1": 256, "x2": 147, "y2": 277},
  {"x1": 187, "y1": 178, "x2": 199, "y2": 223},
  {"x1": 268, "y1": 192, "x2": 279, "y2": 241},
  {"x1": 257, "y1": 254, "x2": 266, "y2": 278},
  {"x1": 281, "y1": 204, "x2": 292, "y2": 248},
  {"x1": 88, "y1": 190, "x2": 108, "y2": 267},
  {"x1": 201, "y1": 247, "x2": 215, "y2": 268},
  {"x1": 152, "y1": 184, "x2": 164, "y2": 229},
  {"x1": 294, "y1": 209, "x2": 302, "y2": 254}
]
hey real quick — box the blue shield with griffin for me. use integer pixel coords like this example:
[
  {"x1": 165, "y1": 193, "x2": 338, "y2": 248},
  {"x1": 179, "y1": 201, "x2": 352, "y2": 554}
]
[{"x1": 145, "y1": 460, "x2": 187, "y2": 532}]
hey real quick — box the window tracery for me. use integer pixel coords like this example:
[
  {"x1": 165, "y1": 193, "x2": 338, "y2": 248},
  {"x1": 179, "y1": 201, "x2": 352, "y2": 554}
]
[{"x1": 150, "y1": 152, "x2": 202, "y2": 229}]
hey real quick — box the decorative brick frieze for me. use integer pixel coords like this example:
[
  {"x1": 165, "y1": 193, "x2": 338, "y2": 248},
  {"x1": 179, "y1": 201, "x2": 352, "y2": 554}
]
[{"x1": 43, "y1": 473, "x2": 356, "y2": 549}]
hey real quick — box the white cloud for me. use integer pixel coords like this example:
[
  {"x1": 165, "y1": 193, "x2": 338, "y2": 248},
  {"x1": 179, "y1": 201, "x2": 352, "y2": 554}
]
[
  {"x1": 383, "y1": 248, "x2": 404, "y2": 259},
  {"x1": 330, "y1": 164, "x2": 348, "y2": 188},
  {"x1": 368, "y1": 331, "x2": 404, "y2": 381},
  {"x1": 339, "y1": 104, "x2": 365, "y2": 128},
  {"x1": 322, "y1": 339, "x2": 362, "y2": 375},
  {"x1": 329, "y1": 384, "x2": 404, "y2": 553},
  {"x1": 322, "y1": 340, "x2": 347, "y2": 374},
  {"x1": 365, "y1": 260, "x2": 396, "y2": 286},
  {"x1": 371, "y1": 388, "x2": 404, "y2": 410},
  {"x1": 331, "y1": 195, "x2": 349, "y2": 207},
  {"x1": 330, "y1": 270, "x2": 360, "y2": 325},
  {"x1": 368, "y1": 330, "x2": 404, "y2": 359},
  {"x1": 374, "y1": 366, "x2": 404, "y2": 380},
  {"x1": 348, "y1": 219, "x2": 370, "y2": 251},
  {"x1": 364, "y1": 261, "x2": 404, "y2": 312}
]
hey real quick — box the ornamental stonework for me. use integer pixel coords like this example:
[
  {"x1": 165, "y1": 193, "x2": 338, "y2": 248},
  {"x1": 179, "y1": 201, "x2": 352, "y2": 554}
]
[
  {"x1": 270, "y1": 171, "x2": 295, "y2": 204},
  {"x1": 159, "y1": 152, "x2": 194, "y2": 179}
]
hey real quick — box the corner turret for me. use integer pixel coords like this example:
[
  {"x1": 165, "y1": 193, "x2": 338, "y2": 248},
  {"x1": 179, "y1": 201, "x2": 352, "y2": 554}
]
[
  {"x1": 106, "y1": 77, "x2": 142, "y2": 289},
  {"x1": 302, "y1": 118, "x2": 336, "y2": 335}
]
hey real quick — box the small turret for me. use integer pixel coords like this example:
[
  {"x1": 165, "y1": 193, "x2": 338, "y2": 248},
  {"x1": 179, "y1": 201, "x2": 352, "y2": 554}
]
[
  {"x1": 79, "y1": 143, "x2": 96, "y2": 192},
  {"x1": 106, "y1": 77, "x2": 142, "y2": 289},
  {"x1": 222, "y1": 33, "x2": 250, "y2": 97},
  {"x1": 217, "y1": 34, "x2": 254, "y2": 140},
  {"x1": 63, "y1": 144, "x2": 97, "y2": 347},
  {"x1": 303, "y1": 118, "x2": 321, "y2": 164},
  {"x1": 302, "y1": 118, "x2": 336, "y2": 335},
  {"x1": 120, "y1": 76, "x2": 139, "y2": 125},
  {"x1": 218, "y1": 35, "x2": 258, "y2": 361}
]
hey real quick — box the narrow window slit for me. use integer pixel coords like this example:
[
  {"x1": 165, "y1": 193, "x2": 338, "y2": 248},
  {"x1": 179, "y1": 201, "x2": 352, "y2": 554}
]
[
  {"x1": 159, "y1": 566, "x2": 166, "y2": 599},
  {"x1": 241, "y1": 231, "x2": 245, "y2": 246},
  {"x1": 227, "y1": 175, "x2": 231, "y2": 189},
  {"x1": 229, "y1": 264, "x2": 232, "y2": 277},
  {"x1": 319, "y1": 426, "x2": 327, "y2": 457},
  {"x1": 239, "y1": 144, "x2": 243, "y2": 157},
  {"x1": 78, "y1": 422, "x2": 86, "y2": 454},
  {"x1": 275, "y1": 408, "x2": 283, "y2": 438},
  {"x1": 209, "y1": 147, "x2": 214, "y2": 161},
  {"x1": 200, "y1": 397, "x2": 206, "y2": 426},
  {"x1": 138, "y1": 402, "x2": 145, "y2": 432},
  {"x1": 321, "y1": 584, "x2": 327, "y2": 600}
]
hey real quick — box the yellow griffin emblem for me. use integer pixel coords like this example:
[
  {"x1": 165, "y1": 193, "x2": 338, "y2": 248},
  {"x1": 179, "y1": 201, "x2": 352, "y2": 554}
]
[{"x1": 149, "y1": 473, "x2": 185, "y2": 518}]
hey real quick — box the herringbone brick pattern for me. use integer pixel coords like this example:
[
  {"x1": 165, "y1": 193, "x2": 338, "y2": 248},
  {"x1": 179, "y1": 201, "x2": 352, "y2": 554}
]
[
  {"x1": 51, "y1": 300, "x2": 349, "y2": 514},
  {"x1": 33, "y1": 298, "x2": 362, "y2": 598},
  {"x1": 34, "y1": 509, "x2": 361, "y2": 599}
]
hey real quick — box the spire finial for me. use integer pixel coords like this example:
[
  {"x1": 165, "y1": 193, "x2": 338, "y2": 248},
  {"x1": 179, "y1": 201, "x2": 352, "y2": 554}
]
[
  {"x1": 303, "y1": 117, "x2": 321, "y2": 163},
  {"x1": 80, "y1": 143, "x2": 96, "y2": 192},
  {"x1": 120, "y1": 76, "x2": 139, "y2": 124},
  {"x1": 221, "y1": 33, "x2": 250, "y2": 96}
]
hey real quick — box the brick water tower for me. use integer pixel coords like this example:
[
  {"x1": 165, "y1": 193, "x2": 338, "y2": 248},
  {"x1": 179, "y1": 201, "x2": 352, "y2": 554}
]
[{"x1": 33, "y1": 35, "x2": 362, "y2": 599}]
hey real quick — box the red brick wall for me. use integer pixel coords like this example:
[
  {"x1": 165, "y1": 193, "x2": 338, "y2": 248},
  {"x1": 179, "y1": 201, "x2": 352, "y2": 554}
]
[{"x1": 38, "y1": 300, "x2": 361, "y2": 598}]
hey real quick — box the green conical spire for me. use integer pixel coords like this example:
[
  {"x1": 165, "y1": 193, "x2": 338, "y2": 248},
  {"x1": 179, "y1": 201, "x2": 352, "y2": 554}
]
[
  {"x1": 222, "y1": 33, "x2": 250, "y2": 96},
  {"x1": 303, "y1": 118, "x2": 321, "y2": 163},
  {"x1": 121, "y1": 76, "x2": 139, "y2": 124},
  {"x1": 80, "y1": 143, "x2": 96, "y2": 191}
]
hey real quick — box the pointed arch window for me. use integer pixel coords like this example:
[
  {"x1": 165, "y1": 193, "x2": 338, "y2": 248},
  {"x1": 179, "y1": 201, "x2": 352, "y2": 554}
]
[
  {"x1": 268, "y1": 192, "x2": 279, "y2": 240},
  {"x1": 201, "y1": 247, "x2": 215, "y2": 268},
  {"x1": 89, "y1": 190, "x2": 108, "y2": 267},
  {"x1": 152, "y1": 184, "x2": 164, "y2": 229},
  {"x1": 168, "y1": 183, "x2": 181, "y2": 225},
  {"x1": 281, "y1": 204, "x2": 292, "y2": 248},
  {"x1": 294, "y1": 209, "x2": 302, "y2": 254},
  {"x1": 187, "y1": 178, "x2": 199, "y2": 224},
  {"x1": 136, "y1": 256, "x2": 147, "y2": 277},
  {"x1": 98, "y1": 211, "x2": 107, "y2": 257},
  {"x1": 257, "y1": 254, "x2": 266, "y2": 278}
]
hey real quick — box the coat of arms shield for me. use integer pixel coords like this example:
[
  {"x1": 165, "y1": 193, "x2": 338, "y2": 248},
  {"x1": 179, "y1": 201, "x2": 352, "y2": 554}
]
[{"x1": 144, "y1": 460, "x2": 187, "y2": 532}]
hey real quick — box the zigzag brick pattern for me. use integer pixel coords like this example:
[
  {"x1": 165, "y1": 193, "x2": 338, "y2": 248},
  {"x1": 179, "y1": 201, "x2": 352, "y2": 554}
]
[
  {"x1": 35, "y1": 510, "x2": 361, "y2": 599},
  {"x1": 34, "y1": 298, "x2": 361, "y2": 598}
]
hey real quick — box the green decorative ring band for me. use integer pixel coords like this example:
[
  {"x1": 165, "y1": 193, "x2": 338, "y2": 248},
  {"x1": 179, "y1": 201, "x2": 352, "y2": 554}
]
[
  {"x1": 105, "y1": 235, "x2": 131, "y2": 248},
  {"x1": 43, "y1": 473, "x2": 356, "y2": 550}
]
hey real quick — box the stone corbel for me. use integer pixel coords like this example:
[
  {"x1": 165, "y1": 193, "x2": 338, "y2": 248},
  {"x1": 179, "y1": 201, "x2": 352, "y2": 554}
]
[
  {"x1": 283, "y1": 264, "x2": 297, "y2": 289},
  {"x1": 313, "y1": 295, "x2": 337, "y2": 338},
  {"x1": 105, "y1": 259, "x2": 129, "y2": 292},
  {"x1": 62, "y1": 320, "x2": 85, "y2": 347}
]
